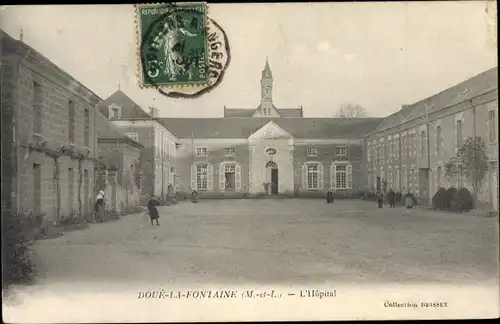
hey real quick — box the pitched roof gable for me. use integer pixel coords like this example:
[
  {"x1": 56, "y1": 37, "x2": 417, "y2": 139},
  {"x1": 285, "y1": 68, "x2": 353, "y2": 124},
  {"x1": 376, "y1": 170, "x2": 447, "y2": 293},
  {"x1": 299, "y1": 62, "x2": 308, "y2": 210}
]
[
  {"x1": 248, "y1": 121, "x2": 294, "y2": 140},
  {"x1": 99, "y1": 90, "x2": 151, "y2": 119}
]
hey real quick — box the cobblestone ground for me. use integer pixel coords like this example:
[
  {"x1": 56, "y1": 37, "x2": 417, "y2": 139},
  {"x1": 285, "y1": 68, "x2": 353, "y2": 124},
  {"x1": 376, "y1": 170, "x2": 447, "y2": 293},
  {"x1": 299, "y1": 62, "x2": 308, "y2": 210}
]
[{"x1": 31, "y1": 199, "x2": 498, "y2": 287}]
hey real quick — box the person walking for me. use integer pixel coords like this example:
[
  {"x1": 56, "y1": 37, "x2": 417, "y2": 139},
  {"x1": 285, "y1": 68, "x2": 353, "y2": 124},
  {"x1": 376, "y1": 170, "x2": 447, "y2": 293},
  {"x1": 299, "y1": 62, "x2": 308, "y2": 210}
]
[
  {"x1": 147, "y1": 196, "x2": 160, "y2": 226},
  {"x1": 376, "y1": 189, "x2": 384, "y2": 208},
  {"x1": 387, "y1": 188, "x2": 396, "y2": 208},
  {"x1": 94, "y1": 190, "x2": 105, "y2": 222},
  {"x1": 404, "y1": 191, "x2": 414, "y2": 214}
]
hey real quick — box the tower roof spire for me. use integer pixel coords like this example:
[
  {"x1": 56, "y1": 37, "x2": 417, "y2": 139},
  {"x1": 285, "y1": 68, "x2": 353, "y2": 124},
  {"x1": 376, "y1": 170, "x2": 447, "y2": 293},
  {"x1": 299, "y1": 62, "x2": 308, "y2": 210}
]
[{"x1": 262, "y1": 57, "x2": 272, "y2": 78}]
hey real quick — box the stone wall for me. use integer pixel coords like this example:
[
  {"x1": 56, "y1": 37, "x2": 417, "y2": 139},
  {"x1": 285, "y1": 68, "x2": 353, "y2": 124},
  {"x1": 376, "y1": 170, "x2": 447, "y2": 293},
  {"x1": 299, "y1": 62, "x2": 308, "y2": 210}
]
[{"x1": 1, "y1": 36, "x2": 101, "y2": 227}]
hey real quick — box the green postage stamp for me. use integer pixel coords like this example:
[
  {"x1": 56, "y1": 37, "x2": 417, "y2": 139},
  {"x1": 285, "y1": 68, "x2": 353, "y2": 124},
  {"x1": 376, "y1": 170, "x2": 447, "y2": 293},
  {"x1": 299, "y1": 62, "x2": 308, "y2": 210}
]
[{"x1": 136, "y1": 3, "x2": 209, "y2": 88}]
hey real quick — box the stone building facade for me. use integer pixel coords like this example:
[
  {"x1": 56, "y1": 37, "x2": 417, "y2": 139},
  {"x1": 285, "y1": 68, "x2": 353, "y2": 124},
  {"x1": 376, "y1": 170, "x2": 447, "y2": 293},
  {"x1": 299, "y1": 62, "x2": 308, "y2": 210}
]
[
  {"x1": 99, "y1": 91, "x2": 177, "y2": 202},
  {"x1": 159, "y1": 60, "x2": 381, "y2": 198},
  {"x1": 1, "y1": 31, "x2": 101, "y2": 224},
  {"x1": 366, "y1": 67, "x2": 498, "y2": 210},
  {"x1": 96, "y1": 111, "x2": 143, "y2": 213}
]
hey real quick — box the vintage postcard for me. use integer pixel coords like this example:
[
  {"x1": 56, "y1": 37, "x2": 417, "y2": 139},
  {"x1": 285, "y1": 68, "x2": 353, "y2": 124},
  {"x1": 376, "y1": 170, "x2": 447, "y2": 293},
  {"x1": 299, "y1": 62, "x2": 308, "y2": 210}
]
[{"x1": 1, "y1": 1, "x2": 498, "y2": 323}]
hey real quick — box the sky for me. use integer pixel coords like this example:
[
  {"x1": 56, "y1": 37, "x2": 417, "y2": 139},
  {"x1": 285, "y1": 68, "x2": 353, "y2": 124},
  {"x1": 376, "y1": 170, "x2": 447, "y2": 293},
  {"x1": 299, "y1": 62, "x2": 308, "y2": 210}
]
[{"x1": 0, "y1": 2, "x2": 497, "y2": 118}]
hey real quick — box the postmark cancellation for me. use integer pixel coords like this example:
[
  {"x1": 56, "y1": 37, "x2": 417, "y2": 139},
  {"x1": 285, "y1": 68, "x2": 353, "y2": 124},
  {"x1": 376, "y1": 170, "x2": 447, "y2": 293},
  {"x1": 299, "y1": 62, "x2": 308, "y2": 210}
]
[{"x1": 135, "y1": 2, "x2": 209, "y2": 89}]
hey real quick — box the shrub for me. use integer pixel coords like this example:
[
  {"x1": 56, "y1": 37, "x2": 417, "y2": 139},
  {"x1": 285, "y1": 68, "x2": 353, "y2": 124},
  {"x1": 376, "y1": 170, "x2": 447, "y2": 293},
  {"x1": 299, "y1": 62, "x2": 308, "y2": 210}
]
[
  {"x1": 394, "y1": 192, "x2": 402, "y2": 203},
  {"x1": 451, "y1": 187, "x2": 474, "y2": 212},
  {"x1": 445, "y1": 188, "x2": 458, "y2": 210},
  {"x1": 2, "y1": 210, "x2": 38, "y2": 291},
  {"x1": 432, "y1": 187, "x2": 448, "y2": 210}
]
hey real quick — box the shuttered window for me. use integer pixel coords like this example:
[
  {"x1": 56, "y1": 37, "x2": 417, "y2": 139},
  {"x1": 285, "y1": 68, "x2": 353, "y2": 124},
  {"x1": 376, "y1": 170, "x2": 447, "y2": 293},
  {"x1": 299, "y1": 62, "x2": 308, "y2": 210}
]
[
  {"x1": 191, "y1": 164, "x2": 213, "y2": 190},
  {"x1": 331, "y1": 163, "x2": 353, "y2": 189}
]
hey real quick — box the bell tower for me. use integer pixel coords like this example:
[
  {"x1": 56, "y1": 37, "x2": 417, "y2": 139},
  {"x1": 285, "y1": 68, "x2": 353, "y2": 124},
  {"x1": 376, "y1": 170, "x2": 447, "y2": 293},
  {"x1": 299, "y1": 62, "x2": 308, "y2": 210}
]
[{"x1": 261, "y1": 57, "x2": 273, "y2": 104}]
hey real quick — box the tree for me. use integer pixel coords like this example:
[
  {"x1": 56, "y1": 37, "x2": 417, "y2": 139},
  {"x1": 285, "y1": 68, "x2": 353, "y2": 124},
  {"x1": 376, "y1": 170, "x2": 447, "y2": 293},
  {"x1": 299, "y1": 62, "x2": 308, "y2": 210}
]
[
  {"x1": 444, "y1": 136, "x2": 489, "y2": 199},
  {"x1": 335, "y1": 103, "x2": 367, "y2": 118}
]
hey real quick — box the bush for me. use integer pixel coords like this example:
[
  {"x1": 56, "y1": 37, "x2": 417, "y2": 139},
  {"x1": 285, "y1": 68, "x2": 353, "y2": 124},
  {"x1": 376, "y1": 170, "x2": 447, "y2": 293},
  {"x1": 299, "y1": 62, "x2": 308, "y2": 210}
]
[
  {"x1": 432, "y1": 187, "x2": 448, "y2": 210},
  {"x1": 445, "y1": 187, "x2": 458, "y2": 210},
  {"x1": 2, "y1": 210, "x2": 38, "y2": 291},
  {"x1": 394, "y1": 192, "x2": 402, "y2": 203},
  {"x1": 451, "y1": 188, "x2": 474, "y2": 212}
]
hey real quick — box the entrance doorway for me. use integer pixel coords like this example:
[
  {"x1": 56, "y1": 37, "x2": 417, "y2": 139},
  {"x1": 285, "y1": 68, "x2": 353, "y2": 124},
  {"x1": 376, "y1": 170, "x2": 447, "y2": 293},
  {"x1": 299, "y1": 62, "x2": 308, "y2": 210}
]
[
  {"x1": 271, "y1": 169, "x2": 279, "y2": 194},
  {"x1": 265, "y1": 161, "x2": 279, "y2": 195}
]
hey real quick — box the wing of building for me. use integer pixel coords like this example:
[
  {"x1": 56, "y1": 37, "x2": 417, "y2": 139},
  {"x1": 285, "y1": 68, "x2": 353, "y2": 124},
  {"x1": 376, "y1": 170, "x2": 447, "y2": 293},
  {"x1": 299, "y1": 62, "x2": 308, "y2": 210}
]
[{"x1": 366, "y1": 67, "x2": 498, "y2": 209}]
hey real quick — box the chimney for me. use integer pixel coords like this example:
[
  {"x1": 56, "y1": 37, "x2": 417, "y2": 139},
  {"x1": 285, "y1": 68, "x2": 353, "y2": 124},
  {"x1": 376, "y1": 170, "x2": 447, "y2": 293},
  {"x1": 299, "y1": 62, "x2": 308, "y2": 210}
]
[{"x1": 149, "y1": 107, "x2": 157, "y2": 118}]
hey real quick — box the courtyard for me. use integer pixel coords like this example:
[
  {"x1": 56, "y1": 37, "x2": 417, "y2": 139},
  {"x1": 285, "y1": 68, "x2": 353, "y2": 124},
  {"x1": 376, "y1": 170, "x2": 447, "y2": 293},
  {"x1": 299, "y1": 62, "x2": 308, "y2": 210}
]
[{"x1": 29, "y1": 199, "x2": 498, "y2": 287}]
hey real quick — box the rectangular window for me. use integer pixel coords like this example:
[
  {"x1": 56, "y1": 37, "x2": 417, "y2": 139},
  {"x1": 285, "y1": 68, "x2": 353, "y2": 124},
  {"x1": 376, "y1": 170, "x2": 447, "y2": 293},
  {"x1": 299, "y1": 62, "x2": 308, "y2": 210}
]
[
  {"x1": 420, "y1": 130, "x2": 426, "y2": 155},
  {"x1": 33, "y1": 163, "x2": 41, "y2": 215},
  {"x1": 336, "y1": 146, "x2": 347, "y2": 156},
  {"x1": 489, "y1": 110, "x2": 496, "y2": 142},
  {"x1": 196, "y1": 147, "x2": 208, "y2": 157},
  {"x1": 402, "y1": 168, "x2": 408, "y2": 189},
  {"x1": 394, "y1": 168, "x2": 400, "y2": 190},
  {"x1": 84, "y1": 109, "x2": 90, "y2": 147},
  {"x1": 224, "y1": 164, "x2": 236, "y2": 190},
  {"x1": 307, "y1": 164, "x2": 319, "y2": 189},
  {"x1": 68, "y1": 100, "x2": 75, "y2": 143},
  {"x1": 124, "y1": 132, "x2": 139, "y2": 142},
  {"x1": 437, "y1": 166, "x2": 442, "y2": 189},
  {"x1": 111, "y1": 108, "x2": 119, "y2": 119},
  {"x1": 336, "y1": 165, "x2": 347, "y2": 189},
  {"x1": 68, "y1": 168, "x2": 74, "y2": 207},
  {"x1": 196, "y1": 164, "x2": 208, "y2": 190},
  {"x1": 307, "y1": 147, "x2": 318, "y2": 157},
  {"x1": 456, "y1": 120, "x2": 463, "y2": 149},
  {"x1": 436, "y1": 126, "x2": 442, "y2": 153},
  {"x1": 33, "y1": 82, "x2": 43, "y2": 134},
  {"x1": 225, "y1": 147, "x2": 236, "y2": 156}
]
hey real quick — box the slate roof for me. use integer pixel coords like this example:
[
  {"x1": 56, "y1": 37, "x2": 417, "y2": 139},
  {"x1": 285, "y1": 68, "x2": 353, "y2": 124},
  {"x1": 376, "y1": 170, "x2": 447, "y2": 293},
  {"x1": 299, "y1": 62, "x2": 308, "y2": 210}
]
[
  {"x1": 99, "y1": 90, "x2": 151, "y2": 119},
  {"x1": 96, "y1": 111, "x2": 143, "y2": 147},
  {"x1": 373, "y1": 67, "x2": 498, "y2": 134},
  {"x1": 158, "y1": 117, "x2": 383, "y2": 139},
  {"x1": 224, "y1": 106, "x2": 303, "y2": 117}
]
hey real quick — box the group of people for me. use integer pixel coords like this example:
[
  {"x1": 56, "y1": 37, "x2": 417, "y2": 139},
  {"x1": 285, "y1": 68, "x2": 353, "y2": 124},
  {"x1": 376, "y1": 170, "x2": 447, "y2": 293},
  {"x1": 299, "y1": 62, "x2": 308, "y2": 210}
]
[
  {"x1": 376, "y1": 188, "x2": 415, "y2": 210},
  {"x1": 325, "y1": 187, "x2": 415, "y2": 210}
]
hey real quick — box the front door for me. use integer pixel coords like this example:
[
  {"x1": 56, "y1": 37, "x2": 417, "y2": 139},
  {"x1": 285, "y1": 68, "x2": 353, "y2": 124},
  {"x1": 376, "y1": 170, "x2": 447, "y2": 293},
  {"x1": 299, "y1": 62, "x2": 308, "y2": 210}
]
[{"x1": 271, "y1": 168, "x2": 279, "y2": 194}]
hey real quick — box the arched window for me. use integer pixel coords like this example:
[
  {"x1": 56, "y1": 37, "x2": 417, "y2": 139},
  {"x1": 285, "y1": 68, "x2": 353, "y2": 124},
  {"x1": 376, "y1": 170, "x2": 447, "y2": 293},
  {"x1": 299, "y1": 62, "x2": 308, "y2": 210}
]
[{"x1": 265, "y1": 147, "x2": 277, "y2": 156}]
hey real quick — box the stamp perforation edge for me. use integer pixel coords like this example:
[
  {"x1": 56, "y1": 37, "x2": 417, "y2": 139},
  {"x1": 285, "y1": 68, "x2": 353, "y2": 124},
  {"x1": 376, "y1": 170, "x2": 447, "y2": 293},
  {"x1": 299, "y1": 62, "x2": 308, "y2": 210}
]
[{"x1": 134, "y1": 2, "x2": 211, "y2": 90}]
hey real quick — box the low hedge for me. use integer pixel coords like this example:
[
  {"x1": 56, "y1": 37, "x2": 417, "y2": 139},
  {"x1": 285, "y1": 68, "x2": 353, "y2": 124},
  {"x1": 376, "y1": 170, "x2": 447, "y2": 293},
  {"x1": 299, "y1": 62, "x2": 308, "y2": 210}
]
[
  {"x1": 452, "y1": 187, "x2": 474, "y2": 212},
  {"x1": 432, "y1": 187, "x2": 448, "y2": 210},
  {"x1": 2, "y1": 210, "x2": 39, "y2": 291}
]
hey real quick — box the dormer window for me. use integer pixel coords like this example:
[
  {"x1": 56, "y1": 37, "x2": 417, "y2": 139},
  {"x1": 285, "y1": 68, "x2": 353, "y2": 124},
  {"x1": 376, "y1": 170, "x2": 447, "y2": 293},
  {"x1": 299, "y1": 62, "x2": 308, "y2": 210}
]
[{"x1": 108, "y1": 104, "x2": 122, "y2": 119}]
